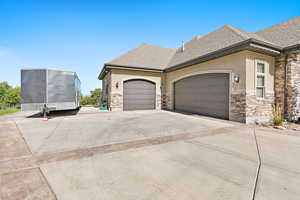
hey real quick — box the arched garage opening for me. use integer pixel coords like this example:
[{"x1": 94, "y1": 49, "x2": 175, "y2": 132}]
[
  {"x1": 174, "y1": 73, "x2": 229, "y2": 119},
  {"x1": 123, "y1": 79, "x2": 156, "y2": 110}
]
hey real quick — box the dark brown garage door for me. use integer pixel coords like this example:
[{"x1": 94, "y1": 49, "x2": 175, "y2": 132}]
[
  {"x1": 174, "y1": 73, "x2": 229, "y2": 119},
  {"x1": 123, "y1": 79, "x2": 156, "y2": 110}
]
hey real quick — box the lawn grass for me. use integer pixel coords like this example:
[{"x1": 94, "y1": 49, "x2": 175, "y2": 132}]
[{"x1": 0, "y1": 108, "x2": 20, "y2": 116}]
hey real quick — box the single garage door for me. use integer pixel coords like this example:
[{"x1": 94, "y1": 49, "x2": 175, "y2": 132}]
[
  {"x1": 123, "y1": 79, "x2": 156, "y2": 110},
  {"x1": 174, "y1": 73, "x2": 229, "y2": 119}
]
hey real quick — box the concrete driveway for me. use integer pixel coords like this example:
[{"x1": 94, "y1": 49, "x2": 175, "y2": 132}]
[
  {"x1": 1, "y1": 109, "x2": 300, "y2": 200},
  {"x1": 14, "y1": 110, "x2": 233, "y2": 154}
]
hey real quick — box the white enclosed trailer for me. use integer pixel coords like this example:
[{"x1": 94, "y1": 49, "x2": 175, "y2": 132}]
[{"x1": 21, "y1": 68, "x2": 81, "y2": 112}]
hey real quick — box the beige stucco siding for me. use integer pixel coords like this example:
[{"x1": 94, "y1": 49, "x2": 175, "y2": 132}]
[
  {"x1": 164, "y1": 51, "x2": 248, "y2": 109},
  {"x1": 103, "y1": 50, "x2": 276, "y2": 123},
  {"x1": 164, "y1": 50, "x2": 275, "y2": 123},
  {"x1": 110, "y1": 69, "x2": 163, "y2": 111},
  {"x1": 245, "y1": 50, "x2": 275, "y2": 93},
  {"x1": 244, "y1": 51, "x2": 275, "y2": 123}
]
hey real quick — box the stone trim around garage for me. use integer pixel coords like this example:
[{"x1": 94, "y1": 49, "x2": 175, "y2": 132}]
[
  {"x1": 230, "y1": 91, "x2": 246, "y2": 123},
  {"x1": 109, "y1": 70, "x2": 163, "y2": 111}
]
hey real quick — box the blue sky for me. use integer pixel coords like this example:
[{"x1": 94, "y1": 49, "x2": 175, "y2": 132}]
[{"x1": 0, "y1": 0, "x2": 299, "y2": 95}]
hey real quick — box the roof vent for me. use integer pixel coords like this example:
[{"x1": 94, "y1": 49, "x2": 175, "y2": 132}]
[{"x1": 181, "y1": 41, "x2": 185, "y2": 52}]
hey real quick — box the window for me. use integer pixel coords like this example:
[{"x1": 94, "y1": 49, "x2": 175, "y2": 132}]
[{"x1": 256, "y1": 60, "x2": 266, "y2": 99}]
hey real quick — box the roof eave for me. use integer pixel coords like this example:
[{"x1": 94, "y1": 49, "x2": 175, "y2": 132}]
[
  {"x1": 165, "y1": 40, "x2": 281, "y2": 72},
  {"x1": 283, "y1": 44, "x2": 300, "y2": 54},
  {"x1": 98, "y1": 65, "x2": 108, "y2": 80},
  {"x1": 98, "y1": 64, "x2": 164, "y2": 80}
]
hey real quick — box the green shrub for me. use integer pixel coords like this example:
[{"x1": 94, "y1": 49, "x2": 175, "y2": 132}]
[{"x1": 273, "y1": 105, "x2": 284, "y2": 126}]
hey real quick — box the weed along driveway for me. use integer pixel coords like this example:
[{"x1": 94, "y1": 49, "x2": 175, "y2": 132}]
[{"x1": 1, "y1": 110, "x2": 300, "y2": 200}]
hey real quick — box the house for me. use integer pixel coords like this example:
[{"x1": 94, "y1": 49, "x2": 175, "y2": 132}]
[{"x1": 98, "y1": 16, "x2": 300, "y2": 124}]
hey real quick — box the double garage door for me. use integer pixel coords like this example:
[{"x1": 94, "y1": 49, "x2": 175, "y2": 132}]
[
  {"x1": 174, "y1": 73, "x2": 229, "y2": 119},
  {"x1": 123, "y1": 74, "x2": 229, "y2": 120},
  {"x1": 123, "y1": 79, "x2": 156, "y2": 110}
]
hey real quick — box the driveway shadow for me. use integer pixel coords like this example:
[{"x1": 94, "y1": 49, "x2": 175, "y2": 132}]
[{"x1": 27, "y1": 109, "x2": 80, "y2": 119}]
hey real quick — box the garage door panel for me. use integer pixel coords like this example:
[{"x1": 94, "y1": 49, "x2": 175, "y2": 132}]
[
  {"x1": 174, "y1": 73, "x2": 229, "y2": 119},
  {"x1": 123, "y1": 98, "x2": 155, "y2": 104},
  {"x1": 123, "y1": 89, "x2": 155, "y2": 95},
  {"x1": 124, "y1": 104, "x2": 155, "y2": 110},
  {"x1": 124, "y1": 80, "x2": 156, "y2": 111},
  {"x1": 176, "y1": 96, "x2": 227, "y2": 103}
]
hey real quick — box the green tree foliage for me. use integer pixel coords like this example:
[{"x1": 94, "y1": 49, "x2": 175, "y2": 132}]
[
  {"x1": 80, "y1": 88, "x2": 102, "y2": 106},
  {"x1": 90, "y1": 88, "x2": 101, "y2": 105},
  {"x1": 0, "y1": 82, "x2": 21, "y2": 109},
  {"x1": 80, "y1": 96, "x2": 93, "y2": 106}
]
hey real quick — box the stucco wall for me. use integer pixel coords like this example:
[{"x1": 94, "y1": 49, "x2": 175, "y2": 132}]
[
  {"x1": 164, "y1": 51, "x2": 247, "y2": 122},
  {"x1": 164, "y1": 50, "x2": 275, "y2": 123},
  {"x1": 104, "y1": 50, "x2": 276, "y2": 123},
  {"x1": 245, "y1": 51, "x2": 275, "y2": 93},
  {"x1": 109, "y1": 69, "x2": 163, "y2": 111},
  {"x1": 245, "y1": 51, "x2": 275, "y2": 124}
]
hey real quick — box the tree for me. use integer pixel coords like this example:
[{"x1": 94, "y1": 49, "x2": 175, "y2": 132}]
[
  {"x1": 80, "y1": 96, "x2": 93, "y2": 106},
  {"x1": 0, "y1": 82, "x2": 11, "y2": 99},
  {"x1": 80, "y1": 88, "x2": 102, "y2": 106},
  {"x1": 4, "y1": 87, "x2": 21, "y2": 107},
  {"x1": 90, "y1": 88, "x2": 101, "y2": 105},
  {"x1": 0, "y1": 82, "x2": 21, "y2": 109}
]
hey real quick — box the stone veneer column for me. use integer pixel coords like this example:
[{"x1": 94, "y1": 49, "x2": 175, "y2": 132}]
[
  {"x1": 161, "y1": 94, "x2": 171, "y2": 109},
  {"x1": 286, "y1": 52, "x2": 300, "y2": 121},
  {"x1": 230, "y1": 91, "x2": 246, "y2": 123},
  {"x1": 274, "y1": 56, "x2": 286, "y2": 116},
  {"x1": 110, "y1": 92, "x2": 123, "y2": 111}
]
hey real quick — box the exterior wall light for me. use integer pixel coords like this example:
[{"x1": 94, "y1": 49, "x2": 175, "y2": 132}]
[
  {"x1": 116, "y1": 82, "x2": 119, "y2": 88},
  {"x1": 234, "y1": 74, "x2": 240, "y2": 83}
]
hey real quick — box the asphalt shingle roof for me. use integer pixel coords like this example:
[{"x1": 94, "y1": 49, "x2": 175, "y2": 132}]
[
  {"x1": 103, "y1": 16, "x2": 300, "y2": 73},
  {"x1": 106, "y1": 44, "x2": 175, "y2": 70},
  {"x1": 167, "y1": 25, "x2": 276, "y2": 68},
  {"x1": 256, "y1": 16, "x2": 300, "y2": 48}
]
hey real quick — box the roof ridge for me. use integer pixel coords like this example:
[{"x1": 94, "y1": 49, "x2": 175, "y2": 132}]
[
  {"x1": 142, "y1": 43, "x2": 175, "y2": 52},
  {"x1": 256, "y1": 16, "x2": 300, "y2": 33},
  {"x1": 224, "y1": 25, "x2": 250, "y2": 40},
  {"x1": 177, "y1": 25, "x2": 243, "y2": 48}
]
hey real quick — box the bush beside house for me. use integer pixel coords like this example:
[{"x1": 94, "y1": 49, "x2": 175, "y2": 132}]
[
  {"x1": 80, "y1": 88, "x2": 102, "y2": 107},
  {"x1": 0, "y1": 82, "x2": 21, "y2": 115}
]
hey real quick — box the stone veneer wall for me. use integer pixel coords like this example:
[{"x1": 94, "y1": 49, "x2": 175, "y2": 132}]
[
  {"x1": 245, "y1": 92, "x2": 274, "y2": 124},
  {"x1": 274, "y1": 56, "x2": 285, "y2": 116},
  {"x1": 286, "y1": 52, "x2": 300, "y2": 121},
  {"x1": 108, "y1": 69, "x2": 162, "y2": 111},
  {"x1": 230, "y1": 91, "x2": 246, "y2": 123},
  {"x1": 161, "y1": 94, "x2": 171, "y2": 109},
  {"x1": 110, "y1": 93, "x2": 123, "y2": 111}
]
